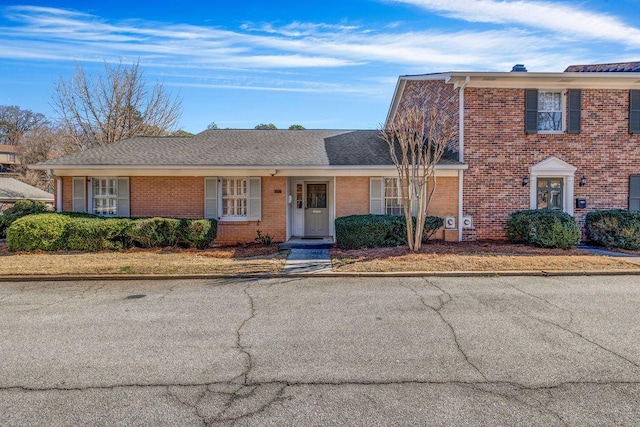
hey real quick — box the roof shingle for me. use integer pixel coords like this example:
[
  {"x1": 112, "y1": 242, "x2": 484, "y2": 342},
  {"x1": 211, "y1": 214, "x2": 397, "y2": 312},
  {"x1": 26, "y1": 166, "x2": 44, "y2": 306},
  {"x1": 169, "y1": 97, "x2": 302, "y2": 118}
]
[
  {"x1": 36, "y1": 129, "x2": 461, "y2": 168},
  {"x1": 564, "y1": 61, "x2": 640, "y2": 72}
]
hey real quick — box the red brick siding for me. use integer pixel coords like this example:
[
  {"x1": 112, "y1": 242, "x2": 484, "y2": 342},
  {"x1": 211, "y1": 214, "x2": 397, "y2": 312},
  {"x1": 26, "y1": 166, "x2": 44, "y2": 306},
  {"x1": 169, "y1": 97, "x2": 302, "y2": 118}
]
[
  {"x1": 463, "y1": 87, "x2": 640, "y2": 240},
  {"x1": 130, "y1": 177, "x2": 204, "y2": 218},
  {"x1": 335, "y1": 177, "x2": 370, "y2": 217},
  {"x1": 214, "y1": 176, "x2": 287, "y2": 245},
  {"x1": 60, "y1": 176, "x2": 287, "y2": 245},
  {"x1": 398, "y1": 80, "x2": 460, "y2": 154},
  {"x1": 61, "y1": 176, "x2": 74, "y2": 212}
]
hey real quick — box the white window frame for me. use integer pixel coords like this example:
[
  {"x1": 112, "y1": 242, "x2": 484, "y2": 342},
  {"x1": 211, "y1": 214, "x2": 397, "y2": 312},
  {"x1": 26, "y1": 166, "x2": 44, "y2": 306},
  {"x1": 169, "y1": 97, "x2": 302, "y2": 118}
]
[
  {"x1": 92, "y1": 177, "x2": 118, "y2": 216},
  {"x1": 537, "y1": 90, "x2": 565, "y2": 133},
  {"x1": 205, "y1": 177, "x2": 261, "y2": 222},
  {"x1": 220, "y1": 177, "x2": 248, "y2": 220},
  {"x1": 384, "y1": 177, "x2": 404, "y2": 216}
]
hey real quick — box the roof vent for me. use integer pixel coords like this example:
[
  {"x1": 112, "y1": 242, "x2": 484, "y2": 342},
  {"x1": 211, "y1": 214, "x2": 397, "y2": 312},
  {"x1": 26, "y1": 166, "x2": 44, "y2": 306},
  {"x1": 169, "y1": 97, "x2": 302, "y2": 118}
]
[{"x1": 511, "y1": 64, "x2": 527, "y2": 72}]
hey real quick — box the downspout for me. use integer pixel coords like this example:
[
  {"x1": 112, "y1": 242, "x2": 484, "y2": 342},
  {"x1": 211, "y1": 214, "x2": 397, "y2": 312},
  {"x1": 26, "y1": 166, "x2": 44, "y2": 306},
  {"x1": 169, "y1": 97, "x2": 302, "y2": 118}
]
[
  {"x1": 457, "y1": 76, "x2": 470, "y2": 242},
  {"x1": 48, "y1": 169, "x2": 62, "y2": 213}
]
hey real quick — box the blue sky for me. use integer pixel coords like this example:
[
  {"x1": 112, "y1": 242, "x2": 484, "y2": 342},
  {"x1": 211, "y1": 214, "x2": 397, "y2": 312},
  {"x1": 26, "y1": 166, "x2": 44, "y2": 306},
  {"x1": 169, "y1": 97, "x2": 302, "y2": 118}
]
[{"x1": 1, "y1": 0, "x2": 640, "y2": 132}]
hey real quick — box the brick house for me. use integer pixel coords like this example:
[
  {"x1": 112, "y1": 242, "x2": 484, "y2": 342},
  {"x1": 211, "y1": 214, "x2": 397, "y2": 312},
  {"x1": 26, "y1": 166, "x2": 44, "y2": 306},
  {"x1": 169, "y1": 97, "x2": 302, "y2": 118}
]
[
  {"x1": 387, "y1": 61, "x2": 640, "y2": 240},
  {"x1": 33, "y1": 130, "x2": 464, "y2": 244},
  {"x1": 32, "y1": 61, "x2": 640, "y2": 244}
]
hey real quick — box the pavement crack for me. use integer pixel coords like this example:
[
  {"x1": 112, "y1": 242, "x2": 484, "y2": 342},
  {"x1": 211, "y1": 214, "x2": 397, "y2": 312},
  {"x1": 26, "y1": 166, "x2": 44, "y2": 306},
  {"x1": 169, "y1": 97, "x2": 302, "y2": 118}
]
[
  {"x1": 165, "y1": 385, "x2": 209, "y2": 426},
  {"x1": 236, "y1": 283, "x2": 256, "y2": 385},
  {"x1": 526, "y1": 312, "x2": 640, "y2": 370},
  {"x1": 401, "y1": 280, "x2": 487, "y2": 381},
  {"x1": 507, "y1": 281, "x2": 575, "y2": 327}
]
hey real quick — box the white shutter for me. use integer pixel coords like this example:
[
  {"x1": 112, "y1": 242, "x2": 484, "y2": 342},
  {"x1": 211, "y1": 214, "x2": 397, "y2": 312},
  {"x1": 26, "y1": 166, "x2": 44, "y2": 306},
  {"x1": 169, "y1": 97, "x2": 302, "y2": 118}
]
[
  {"x1": 204, "y1": 177, "x2": 218, "y2": 219},
  {"x1": 247, "y1": 177, "x2": 261, "y2": 221},
  {"x1": 370, "y1": 178, "x2": 384, "y2": 214},
  {"x1": 116, "y1": 178, "x2": 130, "y2": 217},
  {"x1": 72, "y1": 177, "x2": 86, "y2": 213}
]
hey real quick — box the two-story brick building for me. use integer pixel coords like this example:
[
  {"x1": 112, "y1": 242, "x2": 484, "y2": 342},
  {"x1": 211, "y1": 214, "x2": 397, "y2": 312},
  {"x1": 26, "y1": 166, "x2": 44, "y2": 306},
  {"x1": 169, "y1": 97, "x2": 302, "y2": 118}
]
[{"x1": 387, "y1": 62, "x2": 640, "y2": 240}]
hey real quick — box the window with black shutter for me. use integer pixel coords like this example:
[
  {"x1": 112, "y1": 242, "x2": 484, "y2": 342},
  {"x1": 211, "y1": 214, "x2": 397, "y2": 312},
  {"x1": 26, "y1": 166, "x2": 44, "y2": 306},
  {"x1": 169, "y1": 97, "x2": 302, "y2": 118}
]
[
  {"x1": 630, "y1": 90, "x2": 640, "y2": 134},
  {"x1": 630, "y1": 175, "x2": 640, "y2": 211},
  {"x1": 525, "y1": 89, "x2": 538, "y2": 134},
  {"x1": 567, "y1": 89, "x2": 581, "y2": 134}
]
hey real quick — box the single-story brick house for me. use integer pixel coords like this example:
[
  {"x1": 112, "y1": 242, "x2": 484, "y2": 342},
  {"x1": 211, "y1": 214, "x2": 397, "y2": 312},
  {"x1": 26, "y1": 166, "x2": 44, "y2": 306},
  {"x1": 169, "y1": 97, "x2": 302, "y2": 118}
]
[
  {"x1": 33, "y1": 61, "x2": 640, "y2": 244},
  {"x1": 33, "y1": 130, "x2": 465, "y2": 244}
]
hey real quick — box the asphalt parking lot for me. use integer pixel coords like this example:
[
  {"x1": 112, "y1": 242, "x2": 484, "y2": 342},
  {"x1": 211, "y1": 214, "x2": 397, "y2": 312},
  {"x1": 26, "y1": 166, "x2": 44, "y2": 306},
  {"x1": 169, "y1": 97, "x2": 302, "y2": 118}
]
[{"x1": 1, "y1": 275, "x2": 639, "y2": 425}]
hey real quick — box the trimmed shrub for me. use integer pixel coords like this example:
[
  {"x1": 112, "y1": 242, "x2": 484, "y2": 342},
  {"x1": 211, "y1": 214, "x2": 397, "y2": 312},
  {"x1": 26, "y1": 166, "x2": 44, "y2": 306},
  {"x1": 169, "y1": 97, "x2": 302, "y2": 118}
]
[
  {"x1": 129, "y1": 217, "x2": 185, "y2": 248},
  {"x1": 6, "y1": 213, "x2": 217, "y2": 252},
  {"x1": 335, "y1": 215, "x2": 443, "y2": 249},
  {"x1": 0, "y1": 199, "x2": 50, "y2": 238},
  {"x1": 62, "y1": 218, "x2": 134, "y2": 251},
  {"x1": 422, "y1": 216, "x2": 445, "y2": 242},
  {"x1": 7, "y1": 213, "x2": 71, "y2": 251},
  {"x1": 336, "y1": 214, "x2": 407, "y2": 249},
  {"x1": 505, "y1": 209, "x2": 580, "y2": 249},
  {"x1": 585, "y1": 209, "x2": 640, "y2": 250},
  {"x1": 180, "y1": 219, "x2": 217, "y2": 249}
]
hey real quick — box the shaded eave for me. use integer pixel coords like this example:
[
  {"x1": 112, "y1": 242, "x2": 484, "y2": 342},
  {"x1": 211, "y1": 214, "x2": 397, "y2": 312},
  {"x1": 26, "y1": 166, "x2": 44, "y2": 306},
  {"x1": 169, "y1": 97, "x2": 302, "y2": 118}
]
[
  {"x1": 32, "y1": 163, "x2": 467, "y2": 178},
  {"x1": 386, "y1": 71, "x2": 640, "y2": 125}
]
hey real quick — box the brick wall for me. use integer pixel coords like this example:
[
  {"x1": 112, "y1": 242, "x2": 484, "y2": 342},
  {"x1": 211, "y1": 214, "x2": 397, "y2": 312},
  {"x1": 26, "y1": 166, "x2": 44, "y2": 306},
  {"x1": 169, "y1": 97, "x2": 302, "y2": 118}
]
[
  {"x1": 130, "y1": 177, "x2": 204, "y2": 218},
  {"x1": 334, "y1": 175, "x2": 459, "y2": 240},
  {"x1": 215, "y1": 177, "x2": 287, "y2": 245},
  {"x1": 335, "y1": 176, "x2": 370, "y2": 217},
  {"x1": 60, "y1": 175, "x2": 287, "y2": 245},
  {"x1": 463, "y1": 87, "x2": 640, "y2": 239},
  {"x1": 398, "y1": 80, "x2": 460, "y2": 154}
]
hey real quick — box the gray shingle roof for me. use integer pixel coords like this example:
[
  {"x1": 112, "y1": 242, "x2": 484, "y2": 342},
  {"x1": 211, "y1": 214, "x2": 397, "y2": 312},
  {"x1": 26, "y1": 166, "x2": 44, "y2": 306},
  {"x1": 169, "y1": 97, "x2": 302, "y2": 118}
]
[
  {"x1": 0, "y1": 178, "x2": 54, "y2": 202},
  {"x1": 564, "y1": 61, "x2": 640, "y2": 72},
  {"x1": 36, "y1": 130, "x2": 461, "y2": 168}
]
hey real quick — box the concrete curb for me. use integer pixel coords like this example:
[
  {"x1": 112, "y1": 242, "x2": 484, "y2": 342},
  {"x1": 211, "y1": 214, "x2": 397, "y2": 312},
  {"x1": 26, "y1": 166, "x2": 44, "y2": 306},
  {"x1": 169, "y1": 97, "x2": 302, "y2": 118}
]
[{"x1": 1, "y1": 269, "x2": 640, "y2": 282}]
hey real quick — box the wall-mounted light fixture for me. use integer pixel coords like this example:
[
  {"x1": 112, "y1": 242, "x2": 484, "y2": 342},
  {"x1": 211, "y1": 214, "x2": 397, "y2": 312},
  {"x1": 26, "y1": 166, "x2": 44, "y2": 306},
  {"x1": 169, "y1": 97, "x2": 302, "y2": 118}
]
[
  {"x1": 522, "y1": 175, "x2": 529, "y2": 186},
  {"x1": 579, "y1": 175, "x2": 587, "y2": 187}
]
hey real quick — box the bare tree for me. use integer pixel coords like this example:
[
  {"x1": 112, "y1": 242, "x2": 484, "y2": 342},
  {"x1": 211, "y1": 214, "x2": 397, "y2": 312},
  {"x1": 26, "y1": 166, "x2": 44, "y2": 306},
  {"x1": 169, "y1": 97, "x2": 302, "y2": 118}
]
[
  {"x1": 0, "y1": 106, "x2": 48, "y2": 145},
  {"x1": 53, "y1": 60, "x2": 182, "y2": 151},
  {"x1": 11, "y1": 124, "x2": 63, "y2": 191},
  {"x1": 381, "y1": 103, "x2": 456, "y2": 251}
]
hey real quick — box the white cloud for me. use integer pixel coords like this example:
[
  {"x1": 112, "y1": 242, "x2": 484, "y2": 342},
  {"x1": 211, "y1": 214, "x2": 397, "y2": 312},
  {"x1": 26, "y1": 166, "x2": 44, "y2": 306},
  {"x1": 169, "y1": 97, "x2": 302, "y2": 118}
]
[
  {"x1": 391, "y1": 0, "x2": 640, "y2": 47},
  {"x1": 0, "y1": 3, "x2": 636, "y2": 87}
]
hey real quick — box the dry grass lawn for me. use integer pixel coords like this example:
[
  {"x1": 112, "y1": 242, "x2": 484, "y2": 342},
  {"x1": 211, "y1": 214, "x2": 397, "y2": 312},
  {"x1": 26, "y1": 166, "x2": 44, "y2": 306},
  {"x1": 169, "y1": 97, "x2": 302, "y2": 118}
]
[
  {"x1": 0, "y1": 243, "x2": 286, "y2": 276},
  {"x1": 331, "y1": 241, "x2": 640, "y2": 272}
]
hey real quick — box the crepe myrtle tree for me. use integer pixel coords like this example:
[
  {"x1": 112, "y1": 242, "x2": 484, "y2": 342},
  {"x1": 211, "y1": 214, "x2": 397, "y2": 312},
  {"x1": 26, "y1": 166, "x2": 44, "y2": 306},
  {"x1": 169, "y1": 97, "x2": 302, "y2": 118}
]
[{"x1": 380, "y1": 103, "x2": 456, "y2": 251}]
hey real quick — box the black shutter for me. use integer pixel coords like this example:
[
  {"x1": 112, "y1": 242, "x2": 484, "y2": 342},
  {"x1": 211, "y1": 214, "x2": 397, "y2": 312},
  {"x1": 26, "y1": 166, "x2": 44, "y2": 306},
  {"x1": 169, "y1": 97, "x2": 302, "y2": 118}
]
[
  {"x1": 630, "y1": 175, "x2": 640, "y2": 211},
  {"x1": 525, "y1": 89, "x2": 538, "y2": 134},
  {"x1": 631, "y1": 90, "x2": 640, "y2": 134},
  {"x1": 567, "y1": 89, "x2": 581, "y2": 134}
]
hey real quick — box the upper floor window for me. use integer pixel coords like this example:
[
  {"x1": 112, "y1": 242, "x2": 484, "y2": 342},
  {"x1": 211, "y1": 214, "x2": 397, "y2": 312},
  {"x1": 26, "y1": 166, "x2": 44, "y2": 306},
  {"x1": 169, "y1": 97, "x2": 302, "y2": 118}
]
[
  {"x1": 537, "y1": 91, "x2": 563, "y2": 132},
  {"x1": 526, "y1": 89, "x2": 581, "y2": 134}
]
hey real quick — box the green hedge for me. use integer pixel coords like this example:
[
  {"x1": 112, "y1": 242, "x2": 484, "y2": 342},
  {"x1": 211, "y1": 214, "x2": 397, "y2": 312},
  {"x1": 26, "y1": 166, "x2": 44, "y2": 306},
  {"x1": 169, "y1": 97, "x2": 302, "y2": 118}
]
[
  {"x1": 0, "y1": 199, "x2": 50, "y2": 238},
  {"x1": 585, "y1": 209, "x2": 640, "y2": 250},
  {"x1": 505, "y1": 209, "x2": 580, "y2": 249},
  {"x1": 6, "y1": 213, "x2": 217, "y2": 252},
  {"x1": 7, "y1": 213, "x2": 72, "y2": 251},
  {"x1": 335, "y1": 214, "x2": 443, "y2": 249}
]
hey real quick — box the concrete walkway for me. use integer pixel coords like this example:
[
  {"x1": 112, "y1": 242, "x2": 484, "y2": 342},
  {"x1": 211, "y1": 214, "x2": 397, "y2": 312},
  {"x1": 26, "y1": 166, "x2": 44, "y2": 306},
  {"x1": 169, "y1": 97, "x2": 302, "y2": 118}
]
[
  {"x1": 578, "y1": 244, "x2": 640, "y2": 265},
  {"x1": 283, "y1": 248, "x2": 332, "y2": 274}
]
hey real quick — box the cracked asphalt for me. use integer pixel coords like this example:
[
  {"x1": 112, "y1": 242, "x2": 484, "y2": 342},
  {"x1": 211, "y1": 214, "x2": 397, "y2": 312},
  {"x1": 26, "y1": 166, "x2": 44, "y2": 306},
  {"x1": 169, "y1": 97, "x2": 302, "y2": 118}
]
[{"x1": 1, "y1": 275, "x2": 639, "y2": 426}]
